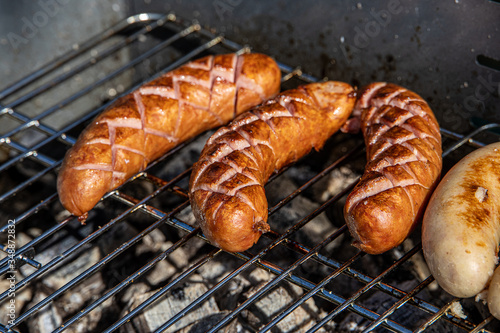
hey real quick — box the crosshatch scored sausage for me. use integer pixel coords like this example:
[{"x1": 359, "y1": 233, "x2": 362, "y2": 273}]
[
  {"x1": 189, "y1": 81, "x2": 356, "y2": 252},
  {"x1": 343, "y1": 82, "x2": 442, "y2": 255},
  {"x1": 57, "y1": 53, "x2": 281, "y2": 218}
]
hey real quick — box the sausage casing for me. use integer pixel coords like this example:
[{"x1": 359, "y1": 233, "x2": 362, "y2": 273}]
[
  {"x1": 57, "y1": 53, "x2": 281, "y2": 218},
  {"x1": 189, "y1": 81, "x2": 356, "y2": 252},
  {"x1": 344, "y1": 82, "x2": 442, "y2": 254},
  {"x1": 422, "y1": 142, "x2": 500, "y2": 302}
]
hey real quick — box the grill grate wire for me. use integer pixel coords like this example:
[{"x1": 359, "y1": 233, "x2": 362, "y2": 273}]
[{"x1": 0, "y1": 12, "x2": 499, "y2": 333}]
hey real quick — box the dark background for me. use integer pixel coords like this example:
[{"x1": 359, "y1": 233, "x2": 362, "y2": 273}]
[{"x1": 1, "y1": 0, "x2": 499, "y2": 133}]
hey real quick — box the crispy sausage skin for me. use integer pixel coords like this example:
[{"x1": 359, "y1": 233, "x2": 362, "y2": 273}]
[
  {"x1": 189, "y1": 81, "x2": 356, "y2": 252},
  {"x1": 57, "y1": 53, "x2": 281, "y2": 218},
  {"x1": 343, "y1": 82, "x2": 442, "y2": 254},
  {"x1": 422, "y1": 142, "x2": 500, "y2": 312}
]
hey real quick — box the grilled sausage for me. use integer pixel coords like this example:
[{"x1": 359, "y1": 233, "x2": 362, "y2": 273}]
[
  {"x1": 422, "y1": 142, "x2": 500, "y2": 314},
  {"x1": 57, "y1": 53, "x2": 281, "y2": 218},
  {"x1": 189, "y1": 81, "x2": 356, "y2": 252},
  {"x1": 488, "y1": 266, "x2": 500, "y2": 319},
  {"x1": 343, "y1": 82, "x2": 442, "y2": 254}
]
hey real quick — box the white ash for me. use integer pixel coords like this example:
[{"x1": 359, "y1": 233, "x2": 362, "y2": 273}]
[
  {"x1": 172, "y1": 205, "x2": 208, "y2": 258},
  {"x1": 241, "y1": 268, "x2": 330, "y2": 332},
  {"x1": 120, "y1": 282, "x2": 150, "y2": 304},
  {"x1": 137, "y1": 228, "x2": 168, "y2": 254},
  {"x1": 265, "y1": 175, "x2": 343, "y2": 253},
  {"x1": 475, "y1": 186, "x2": 488, "y2": 203},
  {"x1": 27, "y1": 292, "x2": 63, "y2": 333},
  {"x1": 0, "y1": 273, "x2": 32, "y2": 311},
  {"x1": 143, "y1": 241, "x2": 190, "y2": 286},
  {"x1": 449, "y1": 301, "x2": 467, "y2": 319},
  {"x1": 26, "y1": 291, "x2": 113, "y2": 333},
  {"x1": 38, "y1": 246, "x2": 101, "y2": 291},
  {"x1": 174, "y1": 311, "x2": 241, "y2": 333},
  {"x1": 120, "y1": 273, "x2": 224, "y2": 333},
  {"x1": 401, "y1": 238, "x2": 439, "y2": 292},
  {"x1": 317, "y1": 166, "x2": 360, "y2": 202},
  {"x1": 58, "y1": 272, "x2": 105, "y2": 314}
]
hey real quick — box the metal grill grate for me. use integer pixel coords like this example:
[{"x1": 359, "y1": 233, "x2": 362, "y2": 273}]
[{"x1": 1, "y1": 13, "x2": 499, "y2": 333}]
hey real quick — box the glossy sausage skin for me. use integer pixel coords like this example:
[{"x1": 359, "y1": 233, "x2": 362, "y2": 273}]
[
  {"x1": 57, "y1": 53, "x2": 281, "y2": 218},
  {"x1": 189, "y1": 81, "x2": 356, "y2": 252},
  {"x1": 422, "y1": 142, "x2": 500, "y2": 305},
  {"x1": 343, "y1": 82, "x2": 442, "y2": 254}
]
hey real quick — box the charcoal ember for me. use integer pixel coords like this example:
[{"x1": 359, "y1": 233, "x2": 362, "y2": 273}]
[
  {"x1": 143, "y1": 241, "x2": 190, "y2": 286},
  {"x1": 197, "y1": 257, "x2": 233, "y2": 283},
  {"x1": 319, "y1": 166, "x2": 360, "y2": 229},
  {"x1": 58, "y1": 272, "x2": 105, "y2": 313},
  {"x1": 198, "y1": 258, "x2": 251, "y2": 311},
  {"x1": 155, "y1": 132, "x2": 213, "y2": 181},
  {"x1": 174, "y1": 311, "x2": 241, "y2": 333},
  {"x1": 400, "y1": 238, "x2": 439, "y2": 292},
  {"x1": 37, "y1": 245, "x2": 101, "y2": 291},
  {"x1": 0, "y1": 272, "x2": 32, "y2": 312},
  {"x1": 316, "y1": 166, "x2": 360, "y2": 202},
  {"x1": 240, "y1": 268, "x2": 331, "y2": 333},
  {"x1": 266, "y1": 175, "x2": 343, "y2": 252},
  {"x1": 15, "y1": 231, "x2": 32, "y2": 248},
  {"x1": 26, "y1": 291, "x2": 63, "y2": 333},
  {"x1": 26, "y1": 291, "x2": 112, "y2": 333},
  {"x1": 173, "y1": 205, "x2": 208, "y2": 258},
  {"x1": 18, "y1": 228, "x2": 109, "y2": 318},
  {"x1": 139, "y1": 228, "x2": 168, "y2": 253},
  {"x1": 120, "y1": 282, "x2": 150, "y2": 304},
  {"x1": 97, "y1": 221, "x2": 138, "y2": 257},
  {"x1": 337, "y1": 280, "x2": 457, "y2": 333},
  {"x1": 176, "y1": 205, "x2": 197, "y2": 226},
  {"x1": 19, "y1": 223, "x2": 102, "y2": 293},
  {"x1": 120, "y1": 274, "x2": 224, "y2": 333}
]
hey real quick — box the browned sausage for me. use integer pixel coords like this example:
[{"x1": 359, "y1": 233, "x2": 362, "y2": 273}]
[
  {"x1": 343, "y1": 82, "x2": 442, "y2": 254},
  {"x1": 57, "y1": 53, "x2": 281, "y2": 218},
  {"x1": 189, "y1": 81, "x2": 356, "y2": 252}
]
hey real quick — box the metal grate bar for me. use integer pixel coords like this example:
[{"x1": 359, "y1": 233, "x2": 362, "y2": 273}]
[
  {"x1": 257, "y1": 248, "x2": 363, "y2": 333},
  {"x1": 0, "y1": 23, "x2": 210, "y2": 179},
  {"x1": 442, "y1": 123, "x2": 500, "y2": 156},
  {"x1": 232, "y1": 242, "x2": 413, "y2": 333},
  {"x1": 1, "y1": 193, "x2": 58, "y2": 230},
  {"x1": 441, "y1": 127, "x2": 494, "y2": 149},
  {"x1": 470, "y1": 317, "x2": 496, "y2": 333},
  {"x1": 103, "y1": 248, "x2": 222, "y2": 333},
  {"x1": 208, "y1": 229, "x2": 363, "y2": 333},
  {"x1": 414, "y1": 297, "x2": 462, "y2": 333},
  {"x1": 362, "y1": 276, "x2": 437, "y2": 333},
  {"x1": 97, "y1": 164, "x2": 389, "y2": 332},
  {"x1": 0, "y1": 216, "x2": 70, "y2": 271},
  {"x1": 305, "y1": 244, "x2": 425, "y2": 332},
  {"x1": 1, "y1": 171, "x2": 191, "y2": 330},
  {"x1": 51, "y1": 202, "x2": 194, "y2": 333},
  {"x1": 9, "y1": 200, "x2": 189, "y2": 329},
  {"x1": 0, "y1": 160, "x2": 59, "y2": 204},
  {"x1": 4, "y1": 14, "x2": 173, "y2": 110},
  {"x1": 98, "y1": 141, "x2": 467, "y2": 331},
  {"x1": 0, "y1": 22, "x2": 199, "y2": 145},
  {"x1": 267, "y1": 141, "x2": 363, "y2": 216}
]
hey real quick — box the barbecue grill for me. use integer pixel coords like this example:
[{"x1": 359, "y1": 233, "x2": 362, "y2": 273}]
[{"x1": 1, "y1": 9, "x2": 500, "y2": 333}]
